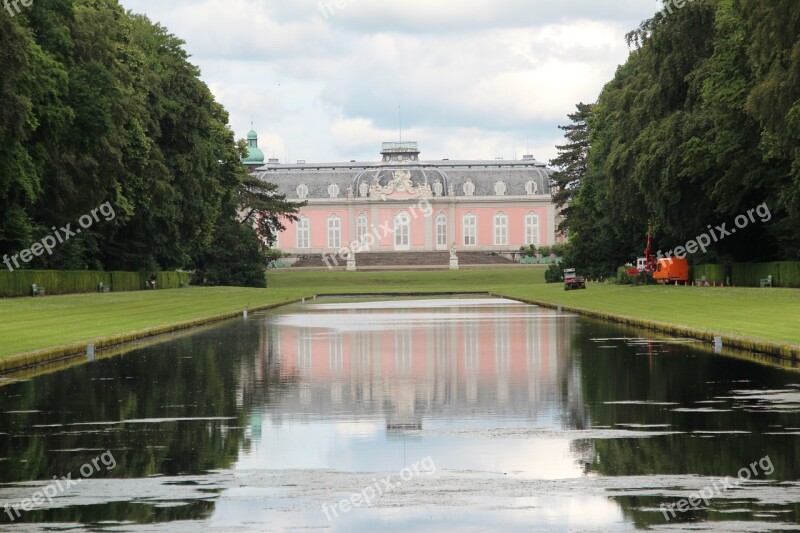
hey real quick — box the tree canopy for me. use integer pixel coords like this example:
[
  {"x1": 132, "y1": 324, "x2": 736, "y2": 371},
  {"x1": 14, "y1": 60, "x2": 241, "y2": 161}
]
[
  {"x1": 553, "y1": 0, "x2": 800, "y2": 276},
  {"x1": 0, "y1": 0, "x2": 296, "y2": 282}
]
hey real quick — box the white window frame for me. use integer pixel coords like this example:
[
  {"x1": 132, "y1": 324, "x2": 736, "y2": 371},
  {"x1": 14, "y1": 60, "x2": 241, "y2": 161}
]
[
  {"x1": 494, "y1": 212, "x2": 508, "y2": 246},
  {"x1": 525, "y1": 212, "x2": 540, "y2": 245},
  {"x1": 356, "y1": 213, "x2": 368, "y2": 244},
  {"x1": 394, "y1": 212, "x2": 410, "y2": 251},
  {"x1": 463, "y1": 214, "x2": 477, "y2": 247},
  {"x1": 296, "y1": 217, "x2": 310, "y2": 249},
  {"x1": 327, "y1": 215, "x2": 341, "y2": 249},
  {"x1": 436, "y1": 213, "x2": 448, "y2": 249}
]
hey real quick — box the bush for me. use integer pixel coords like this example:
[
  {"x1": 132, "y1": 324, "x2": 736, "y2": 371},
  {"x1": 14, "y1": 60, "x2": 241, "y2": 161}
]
[
  {"x1": 266, "y1": 249, "x2": 291, "y2": 262},
  {"x1": 613, "y1": 267, "x2": 654, "y2": 285},
  {"x1": 613, "y1": 267, "x2": 636, "y2": 285},
  {"x1": 544, "y1": 263, "x2": 562, "y2": 283},
  {"x1": 538, "y1": 245, "x2": 551, "y2": 257},
  {"x1": 550, "y1": 243, "x2": 568, "y2": 257}
]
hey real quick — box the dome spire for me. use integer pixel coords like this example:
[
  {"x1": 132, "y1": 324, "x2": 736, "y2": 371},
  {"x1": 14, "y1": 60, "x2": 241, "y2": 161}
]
[{"x1": 243, "y1": 124, "x2": 265, "y2": 167}]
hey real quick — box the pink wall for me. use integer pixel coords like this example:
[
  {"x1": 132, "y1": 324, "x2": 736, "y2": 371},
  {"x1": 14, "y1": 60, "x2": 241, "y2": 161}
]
[
  {"x1": 454, "y1": 206, "x2": 548, "y2": 247},
  {"x1": 278, "y1": 202, "x2": 551, "y2": 251}
]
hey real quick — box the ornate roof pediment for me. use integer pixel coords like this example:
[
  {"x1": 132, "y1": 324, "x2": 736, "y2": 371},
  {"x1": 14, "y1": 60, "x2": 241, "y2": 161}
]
[{"x1": 369, "y1": 170, "x2": 432, "y2": 201}]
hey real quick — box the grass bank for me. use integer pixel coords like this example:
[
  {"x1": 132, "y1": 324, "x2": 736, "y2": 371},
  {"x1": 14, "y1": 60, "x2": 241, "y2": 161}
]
[
  {"x1": 1, "y1": 268, "x2": 798, "y2": 370},
  {"x1": 0, "y1": 287, "x2": 310, "y2": 368}
]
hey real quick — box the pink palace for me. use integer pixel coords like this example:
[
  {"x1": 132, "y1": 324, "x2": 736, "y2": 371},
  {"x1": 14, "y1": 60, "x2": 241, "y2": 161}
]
[{"x1": 247, "y1": 133, "x2": 561, "y2": 256}]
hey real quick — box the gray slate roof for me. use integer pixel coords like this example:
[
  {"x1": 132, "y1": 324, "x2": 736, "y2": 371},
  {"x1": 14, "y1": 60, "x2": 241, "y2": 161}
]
[{"x1": 256, "y1": 159, "x2": 552, "y2": 200}]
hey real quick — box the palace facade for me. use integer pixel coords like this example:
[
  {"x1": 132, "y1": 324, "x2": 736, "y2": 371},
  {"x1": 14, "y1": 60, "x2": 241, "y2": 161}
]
[{"x1": 246, "y1": 131, "x2": 559, "y2": 255}]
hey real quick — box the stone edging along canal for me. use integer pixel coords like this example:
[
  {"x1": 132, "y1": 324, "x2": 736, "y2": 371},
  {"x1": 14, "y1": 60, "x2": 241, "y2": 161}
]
[
  {"x1": 493, "y1": 292, "x2": 800, "y2": 362},
  {"x1": 0, "y1": 292, "x2": 485, "y2": 374},
  {"x1": 3, "y1": 290, "x2": 797, "y2": 375},
  {"x1": 0, "y1": 298, "x2": 307, "y2": 375}
]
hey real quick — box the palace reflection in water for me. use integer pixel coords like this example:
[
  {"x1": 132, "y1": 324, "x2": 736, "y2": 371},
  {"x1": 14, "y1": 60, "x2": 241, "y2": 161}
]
[{"x1": 239, "y1": 298, "x2": 587, "y2": 436}]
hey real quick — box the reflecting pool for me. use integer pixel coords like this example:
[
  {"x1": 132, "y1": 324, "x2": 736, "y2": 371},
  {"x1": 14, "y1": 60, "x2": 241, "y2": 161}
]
[{"x1": 0, "y1": 297, "x2": 798, "y2": 531}]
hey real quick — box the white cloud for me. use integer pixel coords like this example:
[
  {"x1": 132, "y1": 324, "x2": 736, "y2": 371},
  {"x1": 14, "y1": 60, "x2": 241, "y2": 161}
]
[{"x1": 120, "y1": 0, "x2": 661, "y2": 164}]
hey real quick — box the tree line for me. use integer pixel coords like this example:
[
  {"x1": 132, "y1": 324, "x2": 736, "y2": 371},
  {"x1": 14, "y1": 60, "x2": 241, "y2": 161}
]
[
  {"x1": 0, "y1": 0, "x2": 298, "y2": 286},
  {"x1": 551, "y1": 0, "x2": 800, "y2": 277}
]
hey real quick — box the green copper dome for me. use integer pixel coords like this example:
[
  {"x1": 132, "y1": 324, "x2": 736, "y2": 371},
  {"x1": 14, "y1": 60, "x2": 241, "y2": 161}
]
[{"x1": 243, "y1": 127, "x2": 265, "y2": 165}]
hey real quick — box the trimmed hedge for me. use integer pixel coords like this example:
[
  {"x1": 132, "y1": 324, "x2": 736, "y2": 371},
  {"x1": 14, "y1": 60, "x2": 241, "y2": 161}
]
[
  {"x1": 0, "y1": 270, "x2": 190, "y2": 297},
  {"x1": 692, "y1": 264, "x2": 726, "y2": 283},
  {"x1": 692, "y1": 262, "x2": 800, "y2": 288},
  {"x1": 732, "y1": 262, "x2": 800, "y2": 288}
]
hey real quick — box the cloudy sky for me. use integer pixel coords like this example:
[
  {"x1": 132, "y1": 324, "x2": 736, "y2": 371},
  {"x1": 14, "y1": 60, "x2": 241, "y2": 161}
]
[{"x1": 119, "y1": 0, "x2": 662, "y2": 165}]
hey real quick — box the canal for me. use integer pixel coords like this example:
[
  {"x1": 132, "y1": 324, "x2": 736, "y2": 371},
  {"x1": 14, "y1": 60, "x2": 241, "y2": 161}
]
[{"x1": 0, "y1": 296, "x2": 798, "y2": 531}]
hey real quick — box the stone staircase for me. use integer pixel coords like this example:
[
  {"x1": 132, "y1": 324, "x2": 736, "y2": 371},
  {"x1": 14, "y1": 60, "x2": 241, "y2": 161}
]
[{"x1": 291, "y1": 252, "x2": 516, "y2": 269}]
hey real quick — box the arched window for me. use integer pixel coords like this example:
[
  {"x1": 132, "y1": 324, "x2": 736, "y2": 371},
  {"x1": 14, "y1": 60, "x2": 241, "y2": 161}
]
[
  {"x1": 494, "y1": 212, "x2": 508, "y2": 246},
  {"x1": 327, "y1": 215, "x2": 341, "y2": 249},
  {"x1": 296, "y1": 217, "x2": 310, "y2": 249},
  {"x1": 525, "y1": 212, "x2": 539, "y2": 245},
  {"x1": 394, "y1": 212, "x2": 410, "y2": 250},
  {"x1": 356, "y1": 213, "x2": 368, "y2": 244},
  {"x1": 436, "y1": 213, "x2": 448, "y2": 249},
  {"x1": 463, "y1": 214, "x2": 477, "y2": 246}
]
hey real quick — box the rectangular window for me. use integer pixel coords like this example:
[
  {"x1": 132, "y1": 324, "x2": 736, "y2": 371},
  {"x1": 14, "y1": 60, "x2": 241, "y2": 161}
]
[
  {"x1": 436, "y1": 214, "x2": 447, "y2": 248},
  {"x1": 525, "y1": 213, "x2": 540, "y2": 245},
  {"x1": 464, "y1": 215, "x2": 477, "y2": 246},
  {"x1": 297, "y1": 218, "x2": 310, "y2": 249},
  {"x1": 357, "y1": 215, "x2": 368, "y2": 244},
  {"x1": 328, "y1": 216, "x2": 341, "y2": 248},
  {"x1": 494, "y1": 214, "x2": 508, "y2": 246}
]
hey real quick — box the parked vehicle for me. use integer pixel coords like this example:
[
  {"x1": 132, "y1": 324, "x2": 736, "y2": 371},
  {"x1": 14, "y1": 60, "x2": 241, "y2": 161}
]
[
  {"x1": 653, "y1": 257, "x2": 689, "y2": 284},
  {"x1": 563, "y1": 268, "x2": 586, "y2": 290},
  {"x1": 626, "y1": 235, "x2": 689, "y2": 285}
]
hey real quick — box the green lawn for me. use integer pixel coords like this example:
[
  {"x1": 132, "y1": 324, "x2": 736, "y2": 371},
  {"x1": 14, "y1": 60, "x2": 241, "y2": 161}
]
[
  {"x1": 0, "y1": 287, "x2": 307, "y2": 358},
  {"x1": 1, "y1": 268, "x2": 798, "y2": 359}
]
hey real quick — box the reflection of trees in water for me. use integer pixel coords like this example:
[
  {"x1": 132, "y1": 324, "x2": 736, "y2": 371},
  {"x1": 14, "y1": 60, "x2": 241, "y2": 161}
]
[
  {"x1": 0, "y1": 323, "x2": 262, "y2": 484},
  {"x1": 1, "y1": 499, "x2": 217, "y2": 528},
  {"x1": 575, "y1": 321, "x2": 800, "y2": 528}
]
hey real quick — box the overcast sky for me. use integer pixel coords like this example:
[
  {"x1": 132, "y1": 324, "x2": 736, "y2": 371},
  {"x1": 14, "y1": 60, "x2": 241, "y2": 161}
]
[{"x1": 119, "y1": 0, "x2": 661, "y2": 165}]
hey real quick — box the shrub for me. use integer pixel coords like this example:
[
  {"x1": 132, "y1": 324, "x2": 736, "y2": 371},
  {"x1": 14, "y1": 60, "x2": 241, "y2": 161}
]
[
  {"x1": 550, "y1": 243, "x2": 567, "y2": 257},
  {"x1": 613, "y1": 267, "x2": 636, "y2": 285},
  {"x1": 544, "y1": 263, "x2": 562, "y2": 283}
]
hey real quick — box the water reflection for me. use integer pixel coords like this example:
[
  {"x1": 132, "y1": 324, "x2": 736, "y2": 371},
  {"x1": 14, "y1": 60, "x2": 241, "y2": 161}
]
[
  {"x1": 236, "y1": 299, "x2": 591, "y2": 481},
  {"x1": 0, "y1": 297, "x2": 798, "y2": 531}
]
